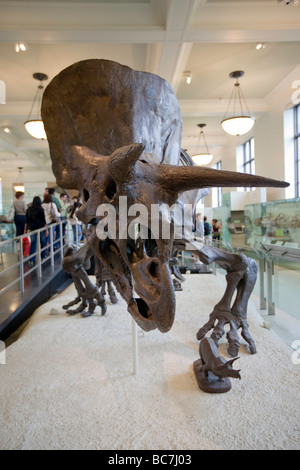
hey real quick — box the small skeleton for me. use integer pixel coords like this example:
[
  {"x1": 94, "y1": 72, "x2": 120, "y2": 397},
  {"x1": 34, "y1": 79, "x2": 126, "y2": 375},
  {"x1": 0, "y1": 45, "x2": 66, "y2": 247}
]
[{"x1": 194, "y1": 337, "x2": 241, "y2": 393}]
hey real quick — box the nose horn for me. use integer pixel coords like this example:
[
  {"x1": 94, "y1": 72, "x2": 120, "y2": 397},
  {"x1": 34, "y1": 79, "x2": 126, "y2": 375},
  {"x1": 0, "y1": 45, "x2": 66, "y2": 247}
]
[{"x1": 109, "y1": 143, "x2": 145, "y2": 182}]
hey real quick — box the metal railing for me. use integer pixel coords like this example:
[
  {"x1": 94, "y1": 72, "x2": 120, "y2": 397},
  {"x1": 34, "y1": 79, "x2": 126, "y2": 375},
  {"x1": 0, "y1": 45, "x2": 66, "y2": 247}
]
[{"x1": 0, "y1": 220, "x2": 83, "y2": 298}]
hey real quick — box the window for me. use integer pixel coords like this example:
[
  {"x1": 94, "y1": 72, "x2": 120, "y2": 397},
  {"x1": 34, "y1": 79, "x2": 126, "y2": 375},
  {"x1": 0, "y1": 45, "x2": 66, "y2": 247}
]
[
  {"x1": 284, "y1": 103, "x2": 300, "y2": 199},
  {"x1": 237, "y1": 137, "x2": 255, "y2": 191},
  {"x1": 294, "y1": 103, "x2": 300, "y2": 198},
  {"x1": 242, "y1": 137, "x2": 255, "y2": 176},
  {"x1": 211, "y1": 160, "x2": 222, "y2": 207}
]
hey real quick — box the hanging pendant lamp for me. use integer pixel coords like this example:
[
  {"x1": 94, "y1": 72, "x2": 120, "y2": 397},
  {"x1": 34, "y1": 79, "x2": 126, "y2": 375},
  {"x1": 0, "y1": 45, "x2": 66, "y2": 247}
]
[
  {"x1": 191, "y1": 124, "x2": 213, "y2": 166},
  {"x1": 221, "y1": 71, "x2": 255, "y2": 136},
  {"x1": 24, "y1": 72, "x2": 48, "y2": 140}
]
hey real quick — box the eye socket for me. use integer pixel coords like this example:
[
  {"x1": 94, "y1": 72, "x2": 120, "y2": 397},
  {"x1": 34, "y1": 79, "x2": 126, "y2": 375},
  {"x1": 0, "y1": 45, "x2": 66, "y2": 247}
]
[
  {"x1": 83, "y1": 189, "x2": 90, "y2": 202},
  {"x1": 105, "y1": 179, "x2": 117, "y2": 200}
]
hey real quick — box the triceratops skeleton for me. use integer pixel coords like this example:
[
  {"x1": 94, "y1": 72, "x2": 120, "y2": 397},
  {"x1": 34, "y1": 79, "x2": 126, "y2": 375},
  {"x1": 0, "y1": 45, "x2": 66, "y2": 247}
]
[{"x1": 41, "y1": 59, "x2": 288, "y2": 389}]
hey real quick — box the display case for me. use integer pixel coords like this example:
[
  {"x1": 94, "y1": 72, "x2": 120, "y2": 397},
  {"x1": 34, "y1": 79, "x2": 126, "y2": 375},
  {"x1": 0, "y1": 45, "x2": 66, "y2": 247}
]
[{"x1": 244, "y1": 197, "x2": 300, "y2": 249}]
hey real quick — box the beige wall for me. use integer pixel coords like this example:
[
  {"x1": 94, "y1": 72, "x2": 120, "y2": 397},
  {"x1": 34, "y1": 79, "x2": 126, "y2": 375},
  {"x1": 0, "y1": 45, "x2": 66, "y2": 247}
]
[{"x1": 206, "y1": 65, "x2": 300, "y2": 209}]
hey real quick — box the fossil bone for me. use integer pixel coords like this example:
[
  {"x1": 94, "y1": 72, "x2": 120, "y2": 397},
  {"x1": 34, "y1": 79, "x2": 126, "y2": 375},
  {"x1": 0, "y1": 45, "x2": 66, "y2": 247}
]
[{"x1": 41, "y1": 59, "x2": 289, "y2": 391}]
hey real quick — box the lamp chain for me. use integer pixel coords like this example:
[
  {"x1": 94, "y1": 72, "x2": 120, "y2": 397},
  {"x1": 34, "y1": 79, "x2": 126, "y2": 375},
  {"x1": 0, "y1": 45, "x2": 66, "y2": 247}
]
[
  {"x1": 25, "y1": 82, "x2": 44, "y2": 121},
  {"x1": 201, "y1": 130, "x2": 210, "y2": 154},
  {"x1": 223, "y1": 76, "x2": 251, "y2": 119}
]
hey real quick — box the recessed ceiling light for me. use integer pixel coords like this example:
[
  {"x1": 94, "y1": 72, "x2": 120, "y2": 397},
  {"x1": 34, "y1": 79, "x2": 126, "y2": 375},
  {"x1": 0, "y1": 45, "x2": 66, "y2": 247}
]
[
  {"x1": 3, "y1": 127, "x2": 11, "y2": 134},
  {"x1": 15, "y1": 42, "x2": 27, "y2": 53},
  {"x1": 184, "y1": 71, "x2": 192, "y2": 85},
  {"x1": 256, "y1": 43, "x2": 266, "y2": 50}
]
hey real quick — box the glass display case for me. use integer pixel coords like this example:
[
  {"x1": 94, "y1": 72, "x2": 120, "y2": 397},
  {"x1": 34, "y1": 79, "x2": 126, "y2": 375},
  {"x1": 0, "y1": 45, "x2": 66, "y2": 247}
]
[{"x1": 244, "y1": 197, "x2": 300, "y2": 249}]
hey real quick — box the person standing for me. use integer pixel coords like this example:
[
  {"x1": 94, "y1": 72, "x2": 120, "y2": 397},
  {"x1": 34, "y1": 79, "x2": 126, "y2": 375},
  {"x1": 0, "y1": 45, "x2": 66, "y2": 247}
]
[
  {"x1": 212, "y1": 218, "x2": 221, "y2": 241},
  {"x1": 59, "y1": 193, "x2": 70, "y2": 241},
  {"x1": 24, "y1": 196, "x2": 48, "y2": 265},
  {"x1": 42, "y1": 194, "x2": 61, "y2": 250},
  {"x1": 48, "y1": 188, "x2": 61, "y2": 212},
  {"x1": 48, "y1": 188, "x2": 61, "y2": 248},
  {"x1": 68, "y1": 196, "x2": 83, "y2": 246},
  {"x1": 13, "y1": 191, "x2": 27, "y2": 237},
  {"x1": 203, "y1": 216, "x2": 212, "y2": 245}
]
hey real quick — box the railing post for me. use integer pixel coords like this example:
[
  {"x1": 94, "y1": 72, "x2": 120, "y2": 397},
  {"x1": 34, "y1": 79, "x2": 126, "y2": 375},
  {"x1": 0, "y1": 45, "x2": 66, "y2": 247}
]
[
  {"x1": 60, "y1": 220, "x2": 64, "y2": 259},
  {"x1": 67, "y1": 220, "x2": 70, "y2": 246},
  {"x1": 266, "y1": 258, "x2": 275, "y2": 316},
  {"x1": 19, "y1": 235, "x2": 24, "y2": 295},
  {"x1": 37, "y1": 230, "x2": 42, "y2": 278},
  {"x1": 50, "y1": 225, "x2": 54, "y2": 267},
  {"x1": 259, "y1": 257, "x2": 267, "y2": 310}
]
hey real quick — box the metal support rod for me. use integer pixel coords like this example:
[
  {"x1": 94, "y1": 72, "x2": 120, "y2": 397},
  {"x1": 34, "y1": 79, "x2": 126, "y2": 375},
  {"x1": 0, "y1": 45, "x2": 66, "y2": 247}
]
[
  {"x1": 259, "y1": 258, "x2": 267, "y2": 310},
  {"x1": 37, "y1": 231, "x2": 42, "y2": 278},
  {"x1": 132, "y1": 318, "x2": 138, "y2": 375},
  {"x1": 60, "y1": 221, "x2": 64, "y2": 259},
  {"x1": 50, "y1": 225, "x2": 54, "y2": 267},
  {"x1": 266, "y1": 259, "x2": 275, "y2": 316},
  {"x1": 67, "y1": 221, "x2": 70, "y2": 246},
  {"x1": 75, "y1": 223, "x2": 78, "y2": 247},
  {"x1": 131, "y1": 223, "x2": 139, "y2": 375},
  {"x1": 19, "y1": 237, "x2": 24, "y2": 295}
]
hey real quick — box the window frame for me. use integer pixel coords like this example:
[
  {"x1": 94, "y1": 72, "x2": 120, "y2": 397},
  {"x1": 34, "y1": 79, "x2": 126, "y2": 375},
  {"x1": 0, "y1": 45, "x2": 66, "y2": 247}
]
[
  {"x1": 212, "y1": 160, "x2": 222, "y2": 207},
  {"x1": 241, "y1": 137, "x2": 255, "y2": 192}
]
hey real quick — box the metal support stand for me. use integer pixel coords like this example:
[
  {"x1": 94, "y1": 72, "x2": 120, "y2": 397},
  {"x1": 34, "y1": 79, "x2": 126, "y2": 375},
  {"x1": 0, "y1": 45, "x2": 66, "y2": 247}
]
[
  {"x1": 37, "y1": 232, "x2": 42, "y2": 279},
  {"x1": 131, "y1": 223, "x2": 139, "y2": 375},
  {"x1": 266, "y1": 259, "x2": 275, "y2": 316},
  {"x1": 132, "y1": 318, "x2": 138, "y2": 375},
  {"x1": 50, "y1": 226, "x2": 54, "y2": 267},
  {"x1": 259, "y1": 258, "x2": 267, "y2": 310}
]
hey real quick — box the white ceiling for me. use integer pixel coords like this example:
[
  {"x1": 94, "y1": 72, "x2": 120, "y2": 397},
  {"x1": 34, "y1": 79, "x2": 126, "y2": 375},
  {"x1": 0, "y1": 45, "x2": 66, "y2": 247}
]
[{"x1": 0, "y1": 0, "x2": 300, "y2": 184}]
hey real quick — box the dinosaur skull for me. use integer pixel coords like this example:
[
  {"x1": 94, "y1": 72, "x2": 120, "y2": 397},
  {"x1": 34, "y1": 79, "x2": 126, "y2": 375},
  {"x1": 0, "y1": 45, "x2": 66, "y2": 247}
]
[{"x1": 63, "y1": 143, "x2": 180, "y2": 332}]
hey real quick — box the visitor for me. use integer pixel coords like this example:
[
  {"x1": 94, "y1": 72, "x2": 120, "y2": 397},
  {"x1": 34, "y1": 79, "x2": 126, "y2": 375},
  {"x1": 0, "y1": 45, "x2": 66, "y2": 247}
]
[
  {"x1": 24, "y1": 196, "x2": 48, "y2": 265},
  {"x1": 59, "y1": 193, "x2": 70, "y2": 241},
  {"x1": 48, "y1": 187, "x2": 61, "y2": 212},
  {"x1": 48, "y1": 188, "x2": 62, "y2": 249},
  {"x1": 42, "y1": 194, "x2": 61, "y2": 250},
  {"x1": 68, "y1": 196, "x2": 83, "y2": 246},
  {"x1": 12, "y1": 191, "x2": 27, "y2": 237},
  {"x1": 212, "y1": 219, "x2": 221, "y2": 242},
  {"x1": 204, "y1": 216, "x2": 212, "y2": 245}
]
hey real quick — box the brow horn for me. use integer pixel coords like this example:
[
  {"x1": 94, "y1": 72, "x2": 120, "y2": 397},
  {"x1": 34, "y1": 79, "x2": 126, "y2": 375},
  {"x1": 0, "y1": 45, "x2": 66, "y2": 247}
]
[
  {"x1": 227, "y1": 357, "x2": 240, "y2": 367},
  {"x1": 109, "y1": 143, "x2": 145, "y2": 182},
  {"x1": 157, "y1": 165, "x2": 289, "y2": 192}
]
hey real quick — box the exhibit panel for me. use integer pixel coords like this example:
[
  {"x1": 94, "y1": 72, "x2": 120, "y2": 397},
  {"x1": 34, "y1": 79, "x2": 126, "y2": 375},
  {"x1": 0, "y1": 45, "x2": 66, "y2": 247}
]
[{"x1": 245, "y1": 197, "x2": 300, "y2": 249}]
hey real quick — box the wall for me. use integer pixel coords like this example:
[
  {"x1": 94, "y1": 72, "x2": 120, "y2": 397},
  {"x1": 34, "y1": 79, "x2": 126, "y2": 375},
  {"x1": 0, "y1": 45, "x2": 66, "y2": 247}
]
[
  {"x1": 253, "y1": 108, "x2": 286, "y2": 202},
  {"x1": 205, "y1": 65, "x2": 300, "y2": 211},
  {"x1": 252, "y1": 65, "x2": 300, "y2": 202}
]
